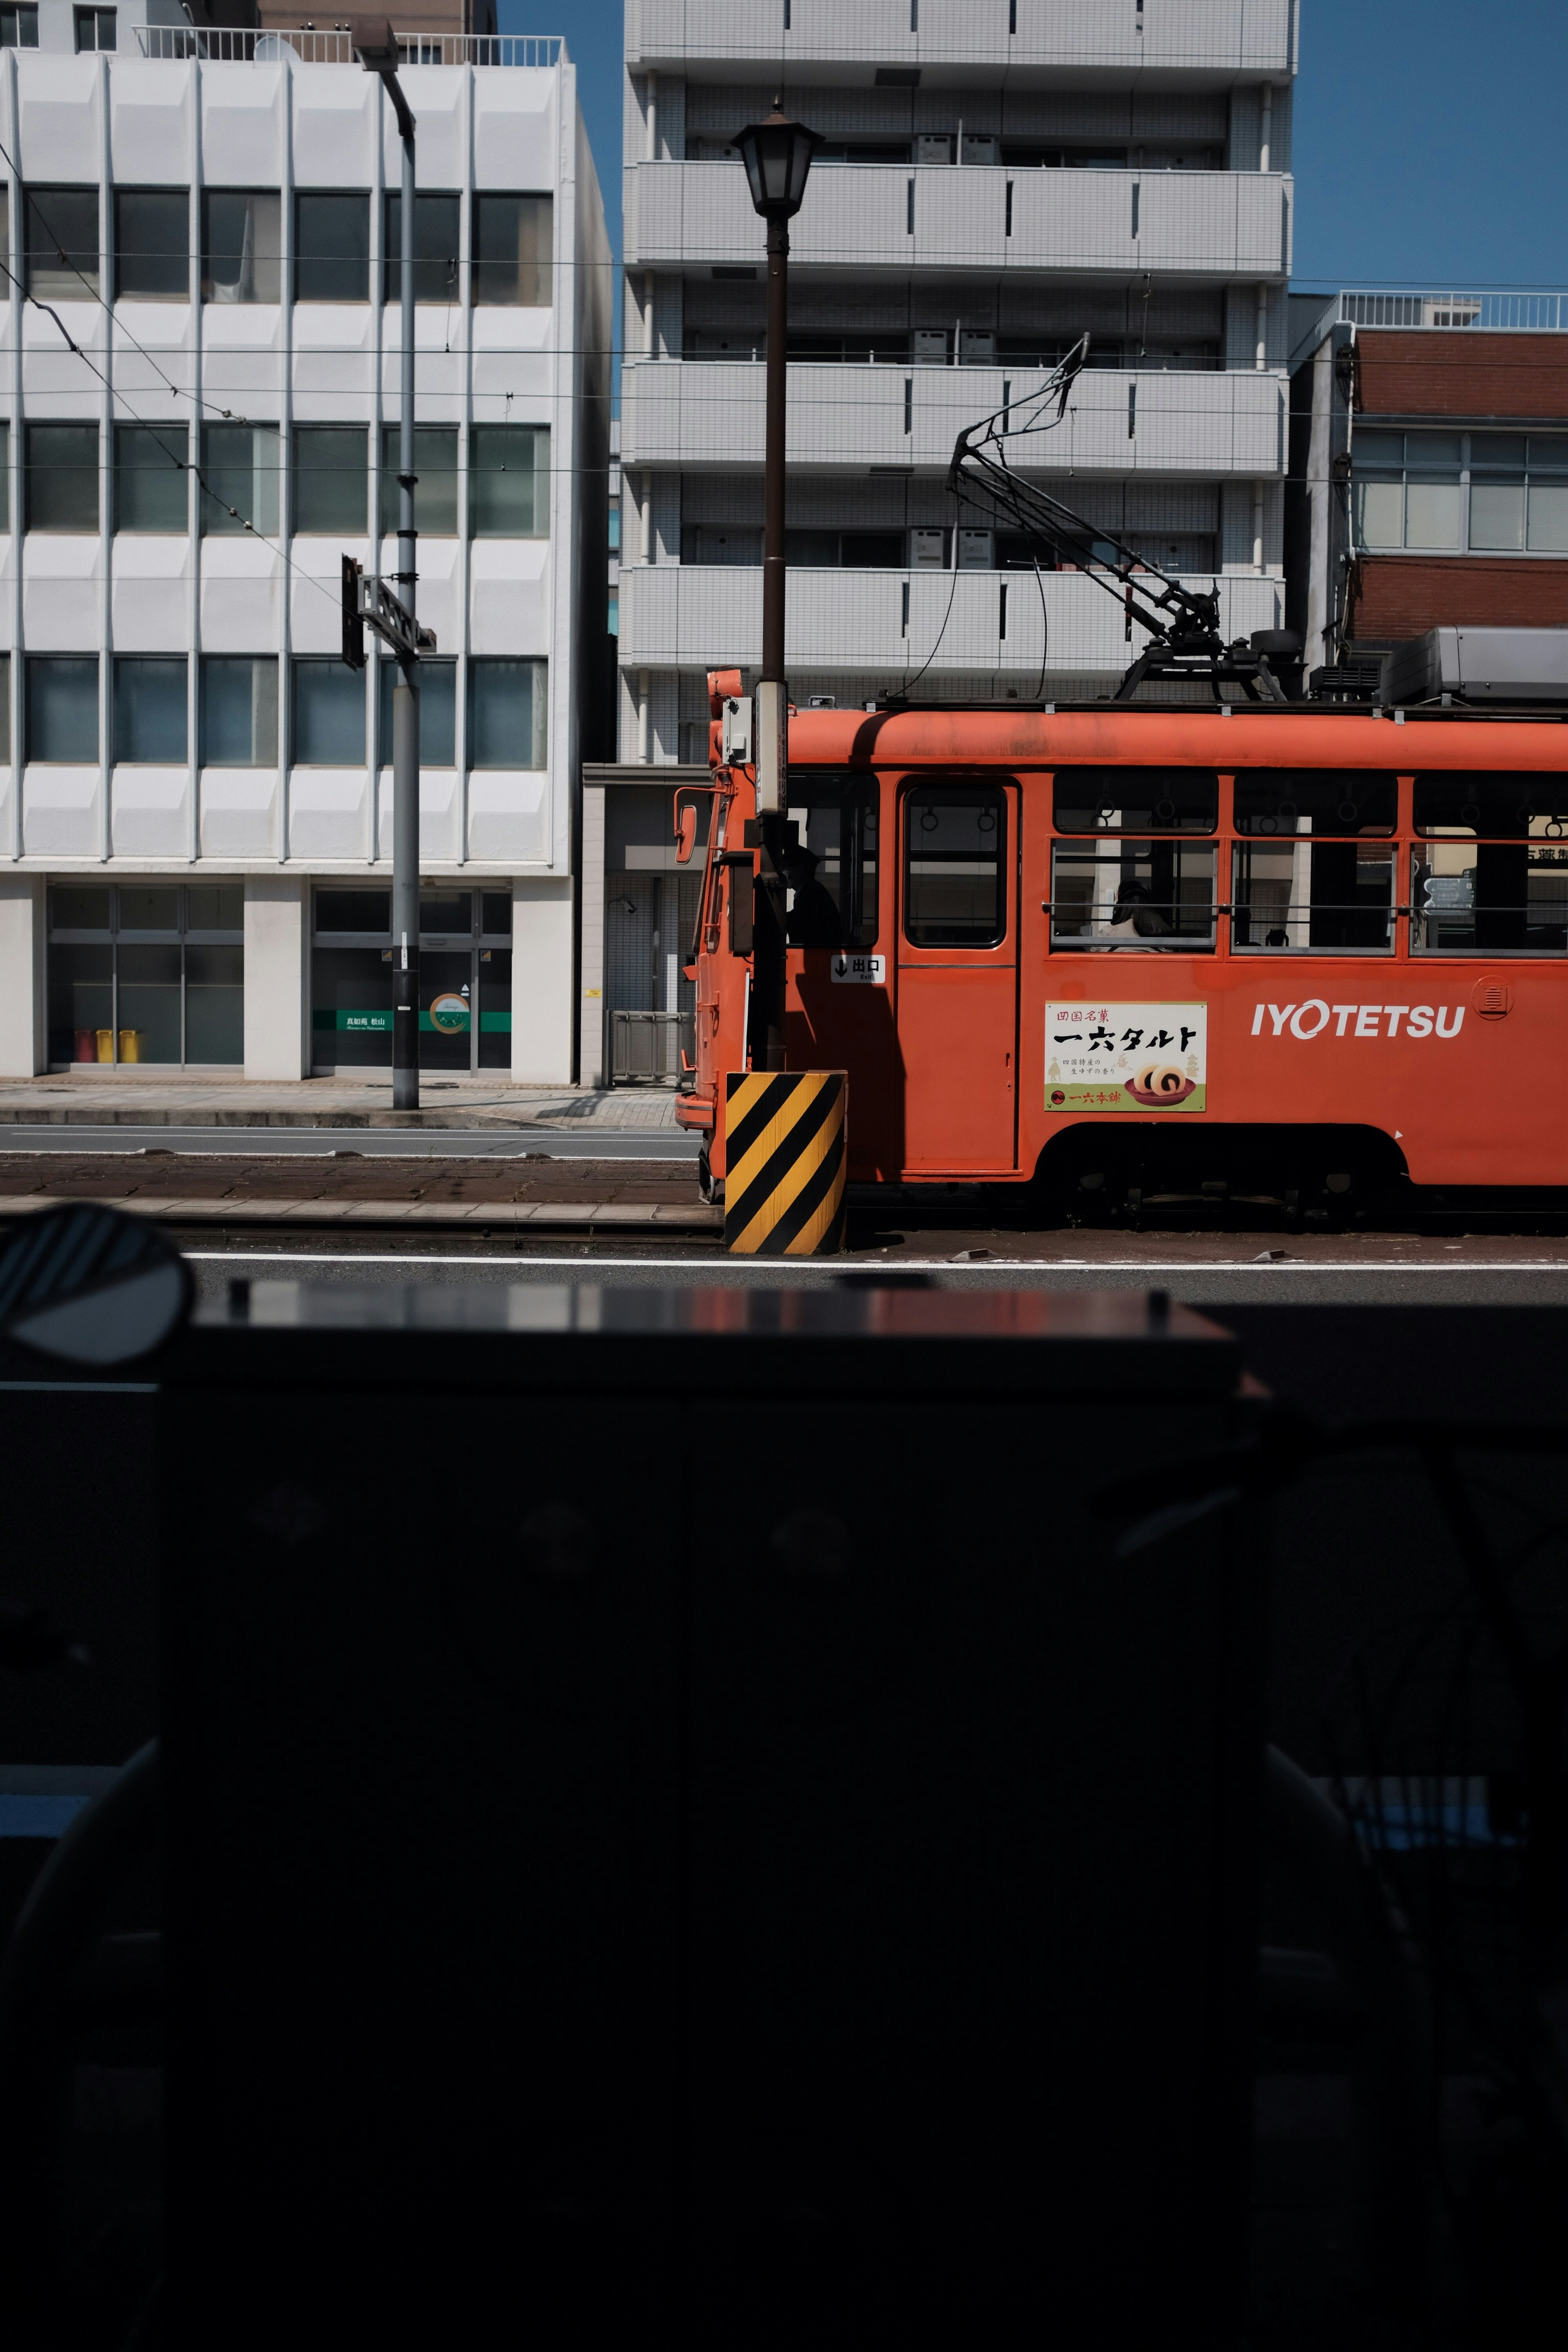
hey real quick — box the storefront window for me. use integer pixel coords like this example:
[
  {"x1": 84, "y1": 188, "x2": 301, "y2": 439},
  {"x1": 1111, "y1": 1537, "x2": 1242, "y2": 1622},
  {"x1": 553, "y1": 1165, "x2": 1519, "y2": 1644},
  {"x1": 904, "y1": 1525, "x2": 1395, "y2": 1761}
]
[
  {"x1": 311, "y1": 887, "x2": 511, "y2": 1072},
  {"x1": 46, "y1": 883, "x2": 243, "y2": 1066}
]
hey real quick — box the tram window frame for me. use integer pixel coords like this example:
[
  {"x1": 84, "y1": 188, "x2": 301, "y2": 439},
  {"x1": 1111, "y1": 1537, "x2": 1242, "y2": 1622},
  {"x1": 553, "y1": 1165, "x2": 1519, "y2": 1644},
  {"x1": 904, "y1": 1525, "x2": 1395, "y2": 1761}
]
[
  {"x1": 1232, "y1": 837, "x2": 1397, "y2": 955},
  {"x1": 903, "y1": 780, "x2": 1009, "y2": 950},
  {"x1": 1410, "y1": 841, "x2": 1568, "y2": 957},
  {"x1": 781, "y1": 773, "x2": 879, "y2": 950},
  {"x1": 1411, "y1": 771, "x2": 1568, "y2": 839},
  {"x1": 1052, "y1": 767, "x2": 1217, "y2": 835},
  {"x1": 1049, "y1": 838, "x2": 1217, "y2": 951},
  {"x1": 1233, "y1": 770, "x2": 1398, "y2": 839}
]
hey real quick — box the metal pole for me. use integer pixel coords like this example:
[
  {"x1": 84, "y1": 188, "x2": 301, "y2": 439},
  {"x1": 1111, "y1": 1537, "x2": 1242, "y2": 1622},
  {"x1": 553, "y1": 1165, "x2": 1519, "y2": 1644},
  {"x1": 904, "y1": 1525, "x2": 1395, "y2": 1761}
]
[
  {"x1": 751, "y1": 213, "x2": 790, "y2": 1072},
  {"x1": 391, "y1": 101, "x2": 420, "y2": 1112}
]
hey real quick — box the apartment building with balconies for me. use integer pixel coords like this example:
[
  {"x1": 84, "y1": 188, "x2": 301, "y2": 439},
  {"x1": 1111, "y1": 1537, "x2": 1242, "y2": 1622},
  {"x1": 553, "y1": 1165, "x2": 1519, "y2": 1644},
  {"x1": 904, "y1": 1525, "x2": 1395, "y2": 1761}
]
[
  {"x1": 617, "y1": 0, "x2": 1294, "y2": 753},
  {"x1": 0, "y1": 1, "x2": 609, "y2": 1085}
]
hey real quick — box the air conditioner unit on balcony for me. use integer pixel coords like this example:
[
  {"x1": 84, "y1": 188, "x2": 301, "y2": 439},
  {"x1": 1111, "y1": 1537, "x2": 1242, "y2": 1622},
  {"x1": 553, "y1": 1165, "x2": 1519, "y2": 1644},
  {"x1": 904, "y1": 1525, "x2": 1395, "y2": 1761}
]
[{"x1": 910, "y1": 529, "x2": 949, "y2": 570}]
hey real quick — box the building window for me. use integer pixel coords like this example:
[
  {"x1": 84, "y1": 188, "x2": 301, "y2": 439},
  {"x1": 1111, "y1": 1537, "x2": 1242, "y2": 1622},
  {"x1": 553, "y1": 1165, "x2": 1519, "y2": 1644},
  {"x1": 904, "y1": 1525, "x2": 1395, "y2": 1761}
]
[
  {"x1": 607, "y1": 594, "x2": 618, "y2": 637},
  {"x1": 1353, "y1": 430, "x2": 1568, "y2": 557},
  {"x1": 381, "y1": 191, "x2": 460, "y2": 304},
  {"x1": 201, "y1": 189, "x2": 281, "y2": 305},
  {"x1": 27, "y1": 656, "x2": 99, "y2": 763},
  {"x1": 292, "y1": 658, "x2": 365, "y2": 765},
  {"x1": 1, "y1": 6, "x2": 38, "y2": 46},
  {"x1": 311, "y1": 887, "x2": 511, "y2": 1072},
  {"x1": 292, "y1": 426, "x2": 368, "y2": 535},
  {"x1": 1470, "y1": 433, "x2": 1568, "y2": 553},
  {"x1": 472, "y1": 193, "x2": 551, "y2": 307},
  {"x1": 74, "y1": 6, "x2": 114, "y2": 51},
  {"x1": 24, "y1": 186, "x2": 100, "y2": 302},
  {"x1": 26, "y1": 424, "x2": 100, "y2": 532},
  {"x1": 378, "y1": 424, "x2": 458, "y2": 538},
  {"x1": 0, "y1": 653, "x2": 10, "y2": 761},
  {"x1": 0, "y1": 421, "x2": 9, "y2": 534},
  {"x1": 114, "y1": 424, "x2": 188, "y2": 532},
  {"x1": 294, "y1": 192, "x2": 370, "y2": 303},
  {"x1": 46, "y1": 884, "x2": 244, "y2": 1068},
  {"x1": 114, "y1": 657, "x2": 187, "y2": 764},
  {"x1": 113, "y1": 188, "x2": 189, "y2": 302},
  {"x1": 469, "y1": 425, "x2": 549, "y2": 537},
  {"x1": 201, "y1": 657, "x2": 278, "y2": 768},
  {"x1": 199, "y1": 424, "x2": 281, "y2": 537},
  {"x1": 468, "y1": 658, "x2": 547, "y2": 768},
  {"x1": 377, "y1": 656, "x2": 456, "y2": 766}
]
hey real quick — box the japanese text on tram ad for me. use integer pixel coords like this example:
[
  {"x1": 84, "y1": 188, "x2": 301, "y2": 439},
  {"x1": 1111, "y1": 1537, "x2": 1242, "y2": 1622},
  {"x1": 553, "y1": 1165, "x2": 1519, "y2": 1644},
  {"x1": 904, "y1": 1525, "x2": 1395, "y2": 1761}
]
[{"x1": 1045, "y1": 1002, "x2": 1208, "y2": 1114}]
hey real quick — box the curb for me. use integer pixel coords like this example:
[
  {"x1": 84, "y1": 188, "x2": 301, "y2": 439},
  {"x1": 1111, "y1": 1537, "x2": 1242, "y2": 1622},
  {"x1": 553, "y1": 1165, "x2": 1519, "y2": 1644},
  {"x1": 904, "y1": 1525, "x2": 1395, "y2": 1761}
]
[
  {"x1": 0, "y1": 1195, "x2": 721, "y2": 1233},
  {"x1": 0, "y1": 1107, "x2": 663, "y2": 1132}
]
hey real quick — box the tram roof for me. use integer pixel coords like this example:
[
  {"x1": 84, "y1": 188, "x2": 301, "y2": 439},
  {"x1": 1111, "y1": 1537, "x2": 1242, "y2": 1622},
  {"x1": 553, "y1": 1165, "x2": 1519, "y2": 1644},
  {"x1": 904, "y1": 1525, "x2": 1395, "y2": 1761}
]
[{"x1": 778, "y1": 701, "x2": 1568, "y2": 772}]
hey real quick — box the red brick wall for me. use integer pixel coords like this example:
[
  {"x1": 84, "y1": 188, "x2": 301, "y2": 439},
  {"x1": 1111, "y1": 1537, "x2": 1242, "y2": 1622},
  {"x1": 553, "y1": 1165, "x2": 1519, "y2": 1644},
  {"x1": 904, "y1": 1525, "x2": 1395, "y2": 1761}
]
[
  {"x1": 1351, "y1": 555, "x2": 1568, "y2": 640},
  {"x1": 1358, "y1": 332, "x2": 1568, "y2": 420}
]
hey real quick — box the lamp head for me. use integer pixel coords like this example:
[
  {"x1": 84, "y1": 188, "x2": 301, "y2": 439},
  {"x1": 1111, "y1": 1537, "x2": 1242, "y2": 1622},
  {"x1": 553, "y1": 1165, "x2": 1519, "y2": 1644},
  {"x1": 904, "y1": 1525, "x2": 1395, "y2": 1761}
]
[{"x1": 734, "y1": 107, "x2": 823, "y2": 223}]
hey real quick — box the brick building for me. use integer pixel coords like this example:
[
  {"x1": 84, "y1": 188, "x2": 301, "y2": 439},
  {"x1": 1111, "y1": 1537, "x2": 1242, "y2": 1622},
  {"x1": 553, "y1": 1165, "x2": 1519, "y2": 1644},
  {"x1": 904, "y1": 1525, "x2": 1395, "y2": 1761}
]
[{"x1": 1287, "y1": 291, "x2": 1568, "y2": 683}]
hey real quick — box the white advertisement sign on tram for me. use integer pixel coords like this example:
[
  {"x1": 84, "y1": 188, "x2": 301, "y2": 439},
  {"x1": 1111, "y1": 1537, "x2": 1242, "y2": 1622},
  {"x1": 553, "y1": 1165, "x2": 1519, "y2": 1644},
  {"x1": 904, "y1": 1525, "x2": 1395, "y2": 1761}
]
[{"x1": 1045, "y1": 1002, "x2": 1207, "y2": 1114}]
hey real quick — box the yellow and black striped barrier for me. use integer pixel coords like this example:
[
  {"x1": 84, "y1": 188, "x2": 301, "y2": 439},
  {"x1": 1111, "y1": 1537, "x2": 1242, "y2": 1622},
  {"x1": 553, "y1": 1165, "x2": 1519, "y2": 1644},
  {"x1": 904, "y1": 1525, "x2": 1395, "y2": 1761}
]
[{"x1": 723, "y1": 1071, "x2": 847, "y2": 1256}]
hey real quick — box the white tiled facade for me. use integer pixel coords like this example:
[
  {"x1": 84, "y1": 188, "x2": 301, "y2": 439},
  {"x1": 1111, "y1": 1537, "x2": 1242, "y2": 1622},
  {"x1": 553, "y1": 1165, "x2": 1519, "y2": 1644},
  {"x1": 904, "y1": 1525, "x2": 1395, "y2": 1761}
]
[
  {"x1": 618, "y1": 0, "x2": 1296, "y2": 756},
  {"x1": 0, "y1": 3, "x2": 609, "y2": 1081}
]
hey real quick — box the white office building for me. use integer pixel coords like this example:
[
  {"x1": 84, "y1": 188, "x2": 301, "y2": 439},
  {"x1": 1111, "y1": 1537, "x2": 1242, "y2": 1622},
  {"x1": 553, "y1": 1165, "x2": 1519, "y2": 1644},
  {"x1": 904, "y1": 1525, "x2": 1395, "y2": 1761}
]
[{"x1": 0, "y1": 2, "x2": 608, "y2": 1084}]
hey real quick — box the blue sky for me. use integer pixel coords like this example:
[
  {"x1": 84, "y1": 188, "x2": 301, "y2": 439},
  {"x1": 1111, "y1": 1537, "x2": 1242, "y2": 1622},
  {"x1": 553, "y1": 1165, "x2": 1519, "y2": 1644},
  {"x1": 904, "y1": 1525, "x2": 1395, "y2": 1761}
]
[{"x1": 503, "y1": 0, "x2": 1568, "y2": 297}]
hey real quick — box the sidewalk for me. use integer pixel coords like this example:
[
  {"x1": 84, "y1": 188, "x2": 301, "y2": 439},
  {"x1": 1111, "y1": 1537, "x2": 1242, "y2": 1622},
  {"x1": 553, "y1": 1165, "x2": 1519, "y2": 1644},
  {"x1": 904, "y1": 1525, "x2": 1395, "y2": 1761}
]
[{"x1": 0, "y1": 1076, "x2": 685, "y2": 1133}]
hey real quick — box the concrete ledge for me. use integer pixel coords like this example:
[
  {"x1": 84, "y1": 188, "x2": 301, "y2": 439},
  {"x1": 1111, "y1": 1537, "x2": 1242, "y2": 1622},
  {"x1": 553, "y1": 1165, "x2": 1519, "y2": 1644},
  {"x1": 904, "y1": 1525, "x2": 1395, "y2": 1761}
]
[{"x1": 0, "y1": 1194, "x2": 721, "y2": 1233}]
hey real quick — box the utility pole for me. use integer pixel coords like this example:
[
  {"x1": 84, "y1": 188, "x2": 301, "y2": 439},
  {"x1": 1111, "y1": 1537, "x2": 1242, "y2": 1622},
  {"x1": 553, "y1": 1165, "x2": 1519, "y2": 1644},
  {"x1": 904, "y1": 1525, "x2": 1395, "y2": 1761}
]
[
  {"x1": 353, "y1": 18, "x2": 423, "y2": 1110},
  {"x1": 735, "y1": 107, "x2": 821, "y2": 1072}
]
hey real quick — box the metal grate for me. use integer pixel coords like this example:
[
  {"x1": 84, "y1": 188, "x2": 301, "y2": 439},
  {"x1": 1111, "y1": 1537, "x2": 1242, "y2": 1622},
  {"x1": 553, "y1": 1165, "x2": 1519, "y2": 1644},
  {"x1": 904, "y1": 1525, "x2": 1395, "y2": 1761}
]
[{"x1": 605, "y1": 1007, "x2": 691, "y2": 1084}]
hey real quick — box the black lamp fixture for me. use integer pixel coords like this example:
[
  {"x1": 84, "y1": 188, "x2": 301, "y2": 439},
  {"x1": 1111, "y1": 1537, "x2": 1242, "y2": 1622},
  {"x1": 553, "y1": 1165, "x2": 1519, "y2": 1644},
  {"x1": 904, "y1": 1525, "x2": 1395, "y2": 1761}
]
[{"x1": 734, "y1": 106, "x2": 823, "y2": 222}]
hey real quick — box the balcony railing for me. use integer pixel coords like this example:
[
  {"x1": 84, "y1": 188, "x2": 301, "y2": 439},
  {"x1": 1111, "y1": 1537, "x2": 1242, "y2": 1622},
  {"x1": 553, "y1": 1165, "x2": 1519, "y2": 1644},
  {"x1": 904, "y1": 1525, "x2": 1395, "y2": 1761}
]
[
  {"x1": 629, "y1": 0, "x2": 1294, "y2": 78},
  {"x1": 1337, "y1": 290, "x2": 1568, "y2": 333},
  {"x1": 620, "y1": 564, "x2": 1283, "y2": 675},
  {"x1": 628, "y1": 161, "x2": 1289, "y2": 279},
  {"x1": 620, "y1": 359, "x2": 1284, "y2": 476},
  {"x1": 133, "y1": 28, "x2": 567, "y2": 66}
]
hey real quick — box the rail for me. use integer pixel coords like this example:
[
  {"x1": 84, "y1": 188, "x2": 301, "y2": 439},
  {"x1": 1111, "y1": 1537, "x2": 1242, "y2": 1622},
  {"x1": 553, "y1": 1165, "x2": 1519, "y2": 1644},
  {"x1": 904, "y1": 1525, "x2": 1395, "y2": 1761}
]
[
  {"x1": 133, "y1": 28, "x2": 567, "y2": 66},
  {"x1": 1337, "y1": 289, "x2": 1568, "y2": 333}
]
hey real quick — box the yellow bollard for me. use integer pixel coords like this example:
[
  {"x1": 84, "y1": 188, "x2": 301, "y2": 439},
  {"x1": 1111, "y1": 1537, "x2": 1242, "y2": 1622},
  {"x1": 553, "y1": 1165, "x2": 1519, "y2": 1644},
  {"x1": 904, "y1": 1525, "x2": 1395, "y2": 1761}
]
[{"x1": 722, "y1": 1071, "x2": 847, "y2": 1255}]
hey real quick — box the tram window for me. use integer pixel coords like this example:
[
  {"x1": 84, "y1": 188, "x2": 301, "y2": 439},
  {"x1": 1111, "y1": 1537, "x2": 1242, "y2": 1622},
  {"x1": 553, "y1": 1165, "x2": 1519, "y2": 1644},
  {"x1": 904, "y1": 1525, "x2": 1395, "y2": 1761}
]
[
  {"x1": 1052, "y1": 767, "x2": 1216, "y2": 834},
  {"x1": 1412, "y1": 772, "x2": 1568, "y2": 838},
  {"x1": 1050, "y1": 840, "x2": 1216, "y2": 950},
  {"x1": 1411, "y1": 842, "x2": 1568, "y2": 954},
  {"x1": 1233, "y1": 771, "x2": 1396, "y2": 837},
  {"x1": 783, "y1": 776, "x2": 878, "y2": 949},
  {"x1": 904, "y1": 783, "x2": 1007, "y2": 948},
  {"x1": 1233, "y1": 841, "x2": 1394, "y2": 952}
]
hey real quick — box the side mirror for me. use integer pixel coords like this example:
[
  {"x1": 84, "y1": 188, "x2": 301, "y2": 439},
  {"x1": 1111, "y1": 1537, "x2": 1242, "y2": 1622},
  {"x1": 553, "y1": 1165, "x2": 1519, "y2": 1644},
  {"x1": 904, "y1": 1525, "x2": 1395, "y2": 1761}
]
[
  {"x1": 674, "y1": 802, "x2": 698, "y2": 866},
  {"x1": 0, "y1": 1203, "x2": 191, "y2": 1366}
]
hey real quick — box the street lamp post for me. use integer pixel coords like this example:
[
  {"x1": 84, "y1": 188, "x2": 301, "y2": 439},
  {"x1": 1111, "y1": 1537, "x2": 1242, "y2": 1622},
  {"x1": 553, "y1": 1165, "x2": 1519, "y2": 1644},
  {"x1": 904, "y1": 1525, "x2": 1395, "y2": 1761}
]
[
  {"x1": 734, "y1": 107, "x2": 821, "y2": 1071},
  {"x1": 354, "y1": 19, "x2": 422, "y2": 1111}
]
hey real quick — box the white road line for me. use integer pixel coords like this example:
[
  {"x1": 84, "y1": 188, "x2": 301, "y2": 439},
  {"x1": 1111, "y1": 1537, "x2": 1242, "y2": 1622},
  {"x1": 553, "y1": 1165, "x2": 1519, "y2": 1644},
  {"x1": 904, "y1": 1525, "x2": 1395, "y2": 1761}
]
[{"x1": 181, "y1": 1251, "x2": 1568, "y2": 1273}]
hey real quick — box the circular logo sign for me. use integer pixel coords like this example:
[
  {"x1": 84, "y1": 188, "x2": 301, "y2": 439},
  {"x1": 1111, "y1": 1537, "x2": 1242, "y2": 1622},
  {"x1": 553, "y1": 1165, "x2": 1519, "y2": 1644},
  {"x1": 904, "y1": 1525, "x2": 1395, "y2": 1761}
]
[{"x1": 428, "y1": 991, "x2": 470, "y2": 1034}]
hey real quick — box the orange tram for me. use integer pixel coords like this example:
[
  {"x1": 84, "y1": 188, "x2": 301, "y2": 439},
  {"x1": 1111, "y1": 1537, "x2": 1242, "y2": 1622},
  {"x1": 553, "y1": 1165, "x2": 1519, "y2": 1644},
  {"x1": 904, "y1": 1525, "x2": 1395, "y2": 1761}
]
[{"x1": 675, "y1": 673, "x2": 1568, "y2": 1215}]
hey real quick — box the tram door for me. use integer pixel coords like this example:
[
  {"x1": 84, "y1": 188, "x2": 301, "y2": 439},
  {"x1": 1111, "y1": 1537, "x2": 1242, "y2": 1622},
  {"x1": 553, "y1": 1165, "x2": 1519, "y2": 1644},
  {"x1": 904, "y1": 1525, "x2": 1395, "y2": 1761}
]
[{"x1": 896, "y1": 777, "x2": 1019, "y2": 1172}]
